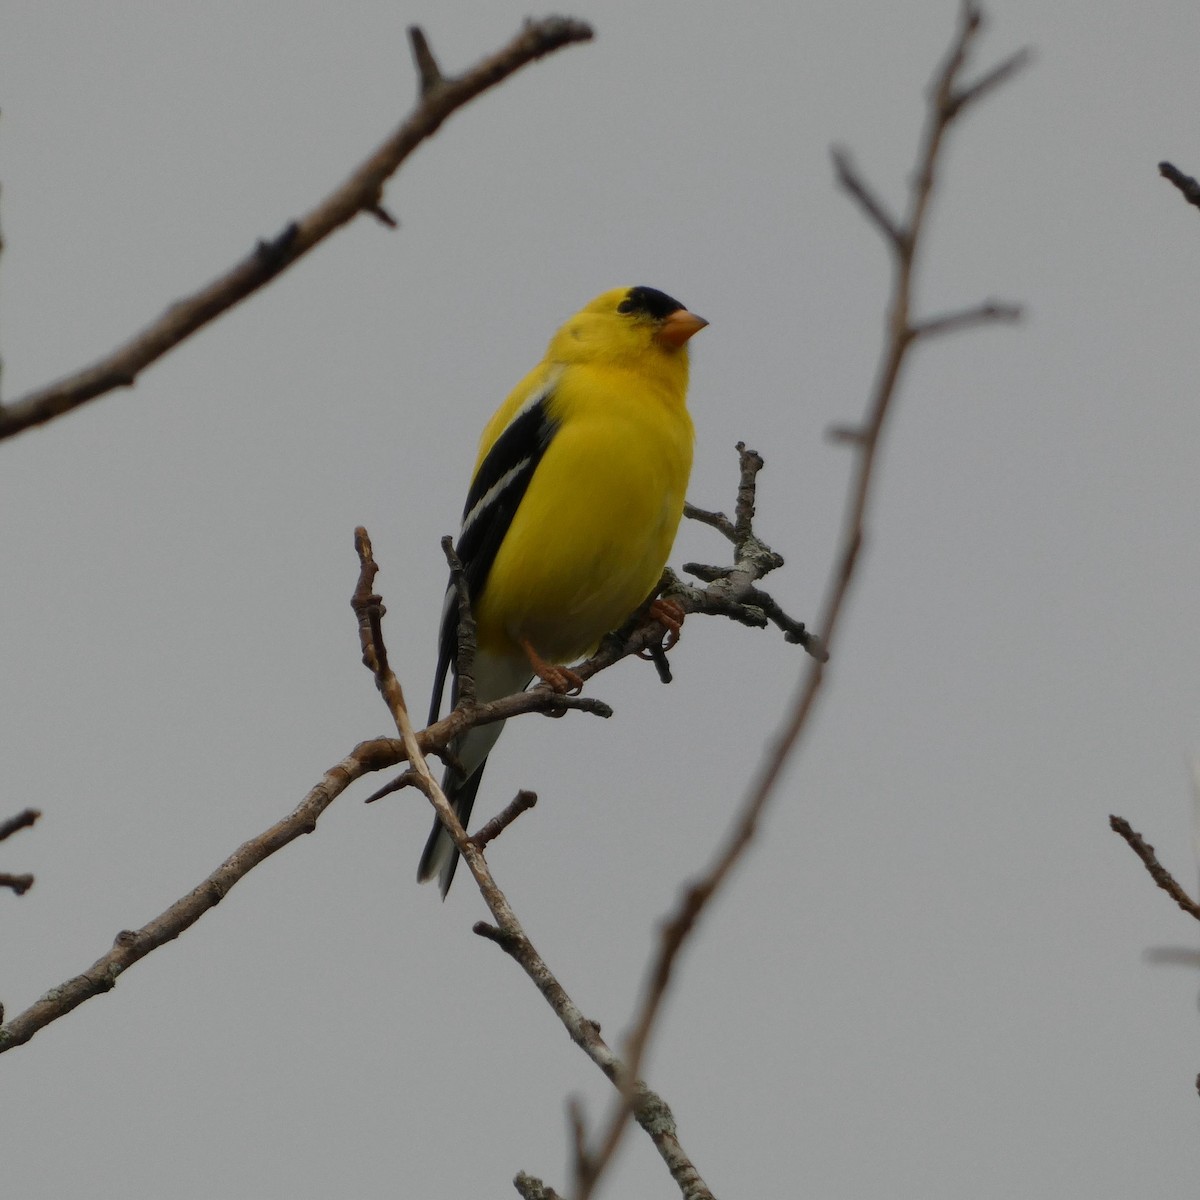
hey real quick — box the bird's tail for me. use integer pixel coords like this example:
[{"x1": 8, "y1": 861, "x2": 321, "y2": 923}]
[
  {"x1": 418, "y1": 651, "x2": 532, "y2": 897},
  {"x1": 416, "y1": 760, "x2": 487, "y2": 899}
]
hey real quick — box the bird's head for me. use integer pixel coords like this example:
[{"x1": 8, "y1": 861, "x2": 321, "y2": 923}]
[{"x1": 547, "y1": 286, "x2": 708, "y2": 372}]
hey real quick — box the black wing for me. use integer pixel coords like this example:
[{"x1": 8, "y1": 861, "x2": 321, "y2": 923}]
[{"x1": 428, "y1": 383, "x2": 559, "y2": 725}]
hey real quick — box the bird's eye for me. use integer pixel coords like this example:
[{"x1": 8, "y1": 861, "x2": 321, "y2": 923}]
[{"x1": 616, "y1": 298, "x2": 634, "y2": 314}]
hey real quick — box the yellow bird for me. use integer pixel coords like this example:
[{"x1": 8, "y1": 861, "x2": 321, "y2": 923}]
[{"x1": 419, "y1": 286, "x2": 707, "y2": 895}]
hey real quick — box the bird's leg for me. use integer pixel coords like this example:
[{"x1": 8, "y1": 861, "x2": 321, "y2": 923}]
[{"x1": 520, "y1": 637, "x2": 584, "y2": 695}]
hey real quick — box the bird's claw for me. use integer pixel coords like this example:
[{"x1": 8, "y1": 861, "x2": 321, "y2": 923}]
[
  {"x1": 520, "y1": 637, "x2": 584, "y2": 695},
  {"x1": 537, "y1": 663, "x2": 584, "y2": 695},
  {"x1": 642, "y1": 597, "x2": 685, "y2": 653}
]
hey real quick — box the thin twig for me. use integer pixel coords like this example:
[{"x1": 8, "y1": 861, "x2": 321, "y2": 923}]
[
  {"x1": 1159, "y1": 161, "x2": 1200, "y2": 210},
  {"x1": 831, "y1": 147, "x2": 904, "y2": 249},
  {"x1": 0, "y1": 873, "x2": 34, "y2": 896},
  {"x1": 366, "y1": 203, "x2": 399, "y2": 229},
  {"x1": 573, "y1": 5, "x2": 1026, "y2": 1194},
  {"x1": 643, "y1": 642, "x2": 673, "y2": 685},
  {"x1": 409, "y1": 26, "x2": 445, "y2": 96},
  {"x1": 911, "y1": 300, "x2": 1022, "y2": 339},
  {"x1": 352, "y1": 528, "x2": 414, "y2": 743},
  {"x1": 470, "y1": 791, "x2": 538, "y2": 851},
  {"x1": 513, "y1": 1172, "x2": 565, "y2": 1200},
  {"x1": 0, "y1": 18, "x2": 592, "y2": 441},
  {"x1": 363, "y1": 769, "x2": 421, "y2": 804},
  {"x1": 948, "y1": 46, "x2": 1033, "y2": 115},
  {"x1": 1110, "y1": 815, "x2": 1200, "y2": 921},
  {"x1": 733, "y1": 441, "x2": 763, "y2": 544},
  {"x1": 569, "y1": 1098, "x2": 590, "y2": 1191},
  {"x1": 681, "y1": 502, "x2": 735, "y2": 540},
  {"x1": 0, "y1": 808, "x2": 41, "y2": 842}
]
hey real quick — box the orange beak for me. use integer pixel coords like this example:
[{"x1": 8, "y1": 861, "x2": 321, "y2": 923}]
[{"x1": 655, "y1": 308, "x2": 709, "y2": 347}]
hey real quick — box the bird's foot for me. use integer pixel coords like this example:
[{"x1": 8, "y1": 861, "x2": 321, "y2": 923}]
[
  {"x1": 520, "y1": 638, "x2": 584, "y2": 695},
  {"x1": 636, "y1": 597, "x2": 685, "y2": 658}
]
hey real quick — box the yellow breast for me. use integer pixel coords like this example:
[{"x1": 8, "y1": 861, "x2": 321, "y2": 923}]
[{"x1": 474, "y1": 358, "x2": 694, "y2": 663}]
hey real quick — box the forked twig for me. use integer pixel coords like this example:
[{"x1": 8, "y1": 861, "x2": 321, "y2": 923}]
[
  {"x1": 682, "y1": 441, "x2": 826, "y2": 659},
  {"x1": 0, "y1": 808, "x2": 40, "y2": 892}
]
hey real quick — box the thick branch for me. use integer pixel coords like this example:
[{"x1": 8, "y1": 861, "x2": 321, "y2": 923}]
[{"x1": 0, "y1": 17, "x2": 592, "y2": 441}]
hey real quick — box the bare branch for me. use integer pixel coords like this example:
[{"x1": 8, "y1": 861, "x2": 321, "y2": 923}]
[
  {"x1": 366, "y1": 203, "x2": 400, "y2": 229},
  {"x1": 681, "y1": 502, "x2": 735, "y2": 540},
  {"x1": 831, "y1": 146, "x2": 905, "y2": 249},
  {"x1": 1159, "y1": 160, "x2": 1200, "y2": 210},
  {"x1": 363, "y1": 770, "x2": 421, "y2": 804},
  {"x1": 640, "y1": 640, "x2": 674, "y2": 684},
  {"x1": 470, "y1": 790, "x2": 538, "y2": 852},
  {"x1": 750, "y1": 587, "x2": 826, "y2": 652},
  {"x1": 0, "y1": 808, "x2": 40, "y2": 842},
  {"x1": 568, "y1": 1097, "x2": 591, "y2": 1194},
  {"x1": 680, "y1": 442, "x2": 824, "y2": 658},
  {"x1": 732, "y1": 441, "x2": 764, "y2": 544},
  {"x1": 408, "y1": 26, "x2": 445, "y2": 96},
  {"x1": 573, "y1": 5, "x2": 1027, "y2": 1193},
  {"x1": 948, "y1": 45, "x2": 1034, "y2": 116},
  {"x1": 352, "y1": 527, "x2": 413, "y2": 742},
  {"x1": 1110, "y1": 815, "x2": 1200, "y2": 922},
  {"x1": 0, "y1": 17, "x2": 593, "y2": 441},
  {"x1": 910, "y1": 299, "x2": 1023, "y2": 340},
  {"x1": 0, "y1": 739, "x2": 401, "y2": 1052},
  {"x1": 0, "y1": 809, "x2": 41, "y2": 896},
  {"x1": 513, "y1": 1172, "x2": 565, "y2": 1200},
  {"x1": 827, "y1": 424, "x2": 870, "y2": 445}
]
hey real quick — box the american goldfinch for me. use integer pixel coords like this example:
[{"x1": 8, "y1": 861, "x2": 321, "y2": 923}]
[{"x1": 418, "y1": 286, "x2": 707, "y2": 896}]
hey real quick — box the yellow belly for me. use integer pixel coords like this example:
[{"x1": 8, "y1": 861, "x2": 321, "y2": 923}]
[{"x1": 474, "y1": 373, "x2": 692, "y2": 664}]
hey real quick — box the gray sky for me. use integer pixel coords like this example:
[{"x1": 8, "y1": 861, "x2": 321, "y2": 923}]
[{"x1": 4, "y1": 2, "x2": 1200, "y2": 1197}]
